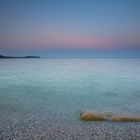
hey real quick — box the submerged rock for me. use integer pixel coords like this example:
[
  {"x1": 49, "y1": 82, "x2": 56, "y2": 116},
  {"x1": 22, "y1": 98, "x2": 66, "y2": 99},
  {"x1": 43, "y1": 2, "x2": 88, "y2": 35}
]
[
  {"x1": 111, "y1": 116, "x2": 140, "y2": 122},
  {"x1": 80, "y1": 111, "x2": 140, "y2": 122},
  {"x1": 80, "y1": 112, "x2": 106, "y2": 121}
]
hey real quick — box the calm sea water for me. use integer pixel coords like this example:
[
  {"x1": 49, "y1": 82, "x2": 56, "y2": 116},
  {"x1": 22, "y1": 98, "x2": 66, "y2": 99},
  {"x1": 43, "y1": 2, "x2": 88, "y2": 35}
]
[{"x1": 0, "y1": 58, "x2": 140, "y2": 125}]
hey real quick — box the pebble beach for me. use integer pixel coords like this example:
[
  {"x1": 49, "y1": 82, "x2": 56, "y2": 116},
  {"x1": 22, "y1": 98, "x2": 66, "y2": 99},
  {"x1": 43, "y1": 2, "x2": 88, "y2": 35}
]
[{"x1": 0, "y1": 119, "x2": 140, "y2": 140}]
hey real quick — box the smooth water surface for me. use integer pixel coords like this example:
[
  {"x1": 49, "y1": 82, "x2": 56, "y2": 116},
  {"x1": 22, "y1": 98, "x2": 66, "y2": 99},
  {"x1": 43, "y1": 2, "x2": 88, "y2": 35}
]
[{"x1": 0, "y1": 59, "x2": 140, "y2": 125}]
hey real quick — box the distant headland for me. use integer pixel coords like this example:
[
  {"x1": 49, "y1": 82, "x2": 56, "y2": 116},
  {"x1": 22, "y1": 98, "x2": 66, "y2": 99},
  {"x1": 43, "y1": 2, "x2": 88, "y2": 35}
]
[{"x1": 0, "y1": 55, "x2": 41, "y2": 59}]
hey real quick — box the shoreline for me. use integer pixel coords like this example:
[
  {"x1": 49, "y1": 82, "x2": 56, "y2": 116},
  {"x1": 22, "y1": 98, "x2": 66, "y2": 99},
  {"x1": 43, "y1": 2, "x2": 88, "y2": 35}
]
[{"x1": 0, "y1": 119, "x2": 140, "y2": 140}]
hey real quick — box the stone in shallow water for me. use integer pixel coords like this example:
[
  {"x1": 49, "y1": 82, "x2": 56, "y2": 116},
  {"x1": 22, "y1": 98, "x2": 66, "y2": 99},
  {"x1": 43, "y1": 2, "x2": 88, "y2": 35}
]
[
  {"x1": 80, "y1": 112, "x2": 106, "y2": 121},
  {"x1": 111, "y1": 116, "x2": 140, "y2": 122},
  {"x1": 80, "y1": 111, "x2": 140, "y2": 122}
]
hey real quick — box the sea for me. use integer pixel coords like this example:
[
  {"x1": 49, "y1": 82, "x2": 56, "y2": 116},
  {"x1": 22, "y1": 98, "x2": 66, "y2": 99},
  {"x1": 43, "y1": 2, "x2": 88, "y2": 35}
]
[{"x1": 0, "y1": 58, "x2": 140, "y2": 126}]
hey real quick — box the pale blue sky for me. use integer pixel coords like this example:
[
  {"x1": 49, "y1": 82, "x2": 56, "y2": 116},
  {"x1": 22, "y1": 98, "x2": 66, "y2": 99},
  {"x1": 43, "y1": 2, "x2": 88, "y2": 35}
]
[{"x1": 0, "y1": 0, "x2": 140, "y2": 56}]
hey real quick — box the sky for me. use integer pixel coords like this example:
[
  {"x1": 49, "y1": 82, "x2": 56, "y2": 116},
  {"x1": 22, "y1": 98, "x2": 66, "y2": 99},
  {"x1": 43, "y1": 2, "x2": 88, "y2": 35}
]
[{"x1": 0, "y1": 0, "x2": 140, "y2": 57}]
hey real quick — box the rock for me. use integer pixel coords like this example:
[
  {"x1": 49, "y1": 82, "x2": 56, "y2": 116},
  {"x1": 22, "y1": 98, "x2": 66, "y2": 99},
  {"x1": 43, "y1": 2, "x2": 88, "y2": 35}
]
[
  {"x1": 80, "y1": 112, "x2": 106, "y2": 121},
  {"x1": 111, "y1": 116, "x2": 140, "y2": 122},
  {"x1": 80, "y1": 111, "x2": 140, "y2": 122}
]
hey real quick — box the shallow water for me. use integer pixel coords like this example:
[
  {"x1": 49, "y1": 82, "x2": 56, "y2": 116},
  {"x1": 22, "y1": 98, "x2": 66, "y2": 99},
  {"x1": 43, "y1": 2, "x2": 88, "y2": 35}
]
[{"x1": 0, "y1": 58, "x2": 140, "y2": 125}]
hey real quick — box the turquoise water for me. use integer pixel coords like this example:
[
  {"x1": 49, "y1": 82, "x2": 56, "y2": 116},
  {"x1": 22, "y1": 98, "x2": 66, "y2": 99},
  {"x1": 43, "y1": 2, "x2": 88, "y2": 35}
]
[{"x1": 0, "y1": 59, "x2": 140, "y2": 124}]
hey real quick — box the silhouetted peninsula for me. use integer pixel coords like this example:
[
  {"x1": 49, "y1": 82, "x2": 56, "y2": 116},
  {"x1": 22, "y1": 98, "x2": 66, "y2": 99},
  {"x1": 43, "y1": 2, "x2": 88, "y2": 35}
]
[{"x1": 0, "y1": 55, "x2": 41, "y2": 59}]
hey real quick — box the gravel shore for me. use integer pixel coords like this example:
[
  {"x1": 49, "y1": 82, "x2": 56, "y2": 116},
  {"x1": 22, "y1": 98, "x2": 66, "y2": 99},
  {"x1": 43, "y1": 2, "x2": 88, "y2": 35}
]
[{"x1": 0, "y1": 119, "x2": 140, "y2": 140}]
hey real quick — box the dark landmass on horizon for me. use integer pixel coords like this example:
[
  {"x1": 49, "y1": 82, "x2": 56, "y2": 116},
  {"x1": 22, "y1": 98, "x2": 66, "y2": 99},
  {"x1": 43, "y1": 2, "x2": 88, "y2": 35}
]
[
  {"x1": 0, "y1": 55, "x2": 41, "y2": 59},
  {"x1": 1, "y1": 54, "x2": 140, "y2": 59}
]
